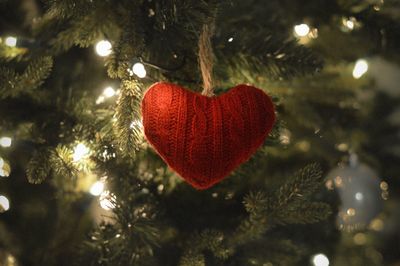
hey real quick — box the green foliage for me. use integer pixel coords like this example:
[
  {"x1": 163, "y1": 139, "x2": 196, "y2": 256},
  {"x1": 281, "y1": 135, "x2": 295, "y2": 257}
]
[
  {"x1": 48, "y1": 2, "x2": 119, "y2": 54},
  {"x1": 231, "y1": 164, "x2": 330, "y2": 247},
  {"x1": 268, "y1": 163, "x2": 331, "y2": 225},
  {"x1": 105, "y1": 5, "x2": 145, "y2": 79},
  {"x1": 232, "y1": 191, "x2": 270, "y2": 245},
  {"x1": 43, "y1": 0, "x2": 93, "y2": 19},
  {"x1": 0, "y1": 56, "x2": 53, "y2": 99},
  {"x1": 113, "y1": 79, "x2": 143, "y2": 158},
  {"x1": 218, "y1": 33, "x2": 322, "y2": 83},
  {"x1": 52, "y1": 145, "x2": 78, "y2": 179},
  {"x1": 26, "y1": 145, "x2": 78, "y2": 185},
  {"x1": 176, "y1": 164, "x2": 330, "y2": 264},
  {"x1": 26, "y1": 148, "x2": 53, "y2": 184},
  {"x1": 239, "y1": 239, "x2": 303, "y2": 266},
  {"x1": 0, "y1": 43, "x2": 27, "y2": 61},
  {"x1": 179, "y1": 229, "x2": 231, "y2": 266}
]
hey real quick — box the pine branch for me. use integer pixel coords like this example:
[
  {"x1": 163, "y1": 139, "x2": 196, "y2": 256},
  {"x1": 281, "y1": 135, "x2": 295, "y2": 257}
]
[
  {"x1": 43, "y1": 0, "x2": 92, "y2": 19},
  {"x1": 0, "y1": 43, "x2": 27, "y2": 61},
  {"x1": 105, "y1": 6, "x2": 144, "y2": 79},
  {"x1": 0, "y1": 56, "x2": 53, "y2": 99},
  {"x1": 26, "y1": 148, "x2": 53, "y2": 184},
  {"x1": 49, "y1": 3, "x2": 119, "y2": 54},
  {"x1": 179, "y1": 229, "x2": 231, "y2": 266},
  {"x1": 230, "y1": 191, "x2": 270, "y2": 245},
  {"x1": 273, "y1": 163, "x2": 323, "y2": 209},
  {"x1": 52, "y1": 145, "x2": 78, "y2": 179},
  {"x1": 267, "y1": 164, "x2": 332, "y2": 225},
  {"x1": 217, "y1": 30, "x2": 322, "y2": 83},
  {"x1": 20, "y1": 56, "x2": 53, "y2": 91},
  {"x1": 179, "y1": 253, "x2": 205, "y2": 266},
  {"x1": 230, "y1": 164, "x2": 329, "y2": 247},
  {"x1": 77, "y1": 172, "x2": 161, "y2": 266},
  {"x1": 113, "y1": 79, "x2": 143, "y2": 158},
  {"x1": 0, "y1": 66, "x2": 18, "y2": 97},
  {"x1": 273, "y1": 201, "x2": 332, "y2": 225},
  {"x1": 240, "y1": 239, "x2": 303, "y2": 266}
]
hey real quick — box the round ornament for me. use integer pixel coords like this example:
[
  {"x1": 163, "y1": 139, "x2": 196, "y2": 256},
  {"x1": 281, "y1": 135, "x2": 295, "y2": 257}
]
[{"x1": 325, "y1": 155, "x2": 385, "y2": 231}]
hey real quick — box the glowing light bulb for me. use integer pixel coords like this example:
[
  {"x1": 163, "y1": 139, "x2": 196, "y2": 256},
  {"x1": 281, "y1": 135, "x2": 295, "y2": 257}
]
[
  {"x1": 294, "y1": 23, "x2": 310, "y2": 37},
  {"x1": 228, "y1": 37, "x2": 234, "y2": 42},
  {"x1": 99, "y1": 190, "x2": 116, "y2": 210},
  {"x1": 73, "y1": 143, "x2": 90, "y2": 162},
  {"x1": 130, "y1": 119, "x2": 143, "y2": 130},
  {"x1": 95, "y1": 40, "x2": 112, "y2": 57},
  {"x1": 5, "y1": 36, "x2": 17, "y2": 47},
  {"x1": 355, "y1": 192, "x2": 364, "y2": 201},
  {"x1": 353, "y1": 59, "x2": 368, "y2": 79},
  {"x1": 90, "y1": 181, "x2": 105, "y2": 196},
  {"x1": 347, "y1": 208, "x2": 356, "y2": 216},
  {"x1": 346, "y1": 20, "x2": 354, "y2": 30},
  {"x1": 0, "y1": 195, "x2": 10, "y2": 212},
  {"x1": 132, "y1": 63, "x2": 147, "y2": 78},
  {"x1": 103, "y1": 86, "x2": 116, "y2": 98},
  {"x1": 6, "y1": 254, "x2": 16, "y2": 265},
  {"x1": 0, "y1": 137, "x2": 12, "y2": 147},
  {"x1": 380, "y1": 181, "x2": 389, "y2": 191},
  {"x1": 0, "y1": 157, "x2": 10, "y2": 177},
  {"x1": 353, "y1": 233, "x2": 367, "y2": 245},
  {"x1": 96, "y1": 96, "x2": 105, "y2": 105},
  {"x1": 0, "y1": 159, "x2": 10, "y2": 178},
  {"x1": 312, "y1": 253, "x2": 329, "y2": 266}
]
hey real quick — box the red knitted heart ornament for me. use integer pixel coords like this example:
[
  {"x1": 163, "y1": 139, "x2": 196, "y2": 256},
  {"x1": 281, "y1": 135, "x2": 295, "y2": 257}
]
[{"x1": 141, "y1": 82, "x2": 276, "y2": 189}]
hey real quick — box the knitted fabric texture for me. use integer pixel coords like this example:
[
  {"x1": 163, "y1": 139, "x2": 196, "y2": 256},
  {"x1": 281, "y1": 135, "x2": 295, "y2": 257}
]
[{"x1": 141, "y1": 82, "x2": 276, "y2": 189}]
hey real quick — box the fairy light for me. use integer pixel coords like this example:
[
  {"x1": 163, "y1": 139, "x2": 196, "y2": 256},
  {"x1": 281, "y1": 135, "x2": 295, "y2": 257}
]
[
  {"x1": 353, "y1": 59, "x2": 368, "y2": 79},
  {"x1": 347, "y1": 208, "x2": 356, "y2": 216},
  {"x1": 0, "y1": 157, "x2": 11, "y2": 177},
  {"x1": 132, "y1": 62, "x2": 147, "y2": 78},
  {"x1": 311, "y1": 253, "x2": 329, "y2": 266},
  {"x1": 294, "y1": 23, "x2": 310, "y2": 37},
  {"x1": 95, "y1": 40, "x2": 112, "y2": 57},
  {"x1": 72, "y1": 143, "x2": 90, "y2": 162},
  {"x1": 346, "y1": 20, "x2": 354, "y2": 30},
  {"x1": 4, "y1": 36, "x2": 17, "y2": 47},
  {"x1": 103, "y1": 86, "x2": 116, "y2": 98},
  {"x1": 99, "y1": 190, "x2": 116, "y2": 210},
  {"x1": 90, "y1": 181, "x2": 105, "y2": 196},
  {"x1": 355, "y1": 192, "x2": 364, "y2": 201},
  {"x1": 6, "y1": 254, "x2": 16, "y2": 266},
  {"x1": 369, "y1": 218, "x2": 384, "y2": 231},
  {"x1": 130, "y1": 119, "x2": 143, "y2": 130},
  {"x1": 353, "y1": 233, "x2": 367, "y2": 245},
  {"x1": 380, "y1": 181, "x2": 388, "y2": 191},
  {"x1": 96, "y1": 86, "x2": 116, "y2": 104},
  {"x1": 0, "y1": 137, "x2": 12, "y2": 147},
  {"x1": 279, "y1": 129, "x2": 291, "y2": 145},
  {"x1": 0, "y1": 158, "x2": 10, "y2": 177},
  {"x1": 96, "y1": 96, "x2": 105, "y2": 104},
  {"x1": 0, "y1": 195, "x2": 10, "y2": 212},
  {"x1": 0, "y1": 169, "x2": 9, "y2": 177}
]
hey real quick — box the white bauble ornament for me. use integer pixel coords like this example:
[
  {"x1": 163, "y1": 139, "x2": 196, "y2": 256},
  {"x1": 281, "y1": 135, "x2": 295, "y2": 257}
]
[{"x1": 326, "y1": 154, "x2": 385, "y2": 231}]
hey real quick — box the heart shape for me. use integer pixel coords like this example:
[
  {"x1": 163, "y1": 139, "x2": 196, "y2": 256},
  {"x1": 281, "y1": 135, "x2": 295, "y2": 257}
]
[{"x1": 141, "y1": 82, "x2": 276, "y2": 189}]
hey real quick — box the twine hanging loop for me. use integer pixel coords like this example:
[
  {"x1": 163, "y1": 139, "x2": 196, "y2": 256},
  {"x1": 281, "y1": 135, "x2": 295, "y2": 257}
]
[{"x1": 198, "y1": 20, "x2": 215, "y2": 96}]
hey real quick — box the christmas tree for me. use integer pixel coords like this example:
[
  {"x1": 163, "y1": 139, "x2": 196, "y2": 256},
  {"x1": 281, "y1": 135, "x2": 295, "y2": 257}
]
[{"x1": 0, "y1": 0, "x2": 399, "y2": 265}]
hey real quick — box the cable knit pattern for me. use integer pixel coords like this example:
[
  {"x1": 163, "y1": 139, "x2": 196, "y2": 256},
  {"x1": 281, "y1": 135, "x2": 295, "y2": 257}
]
[{"x1": 141, "y1": 82, "x2": 276, "y2": 189}]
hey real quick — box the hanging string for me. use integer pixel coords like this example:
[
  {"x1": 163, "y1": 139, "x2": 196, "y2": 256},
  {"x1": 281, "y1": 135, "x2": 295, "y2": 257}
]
[{"x1": 198, "y1": 19, "x2": 216, "y2": 97}]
